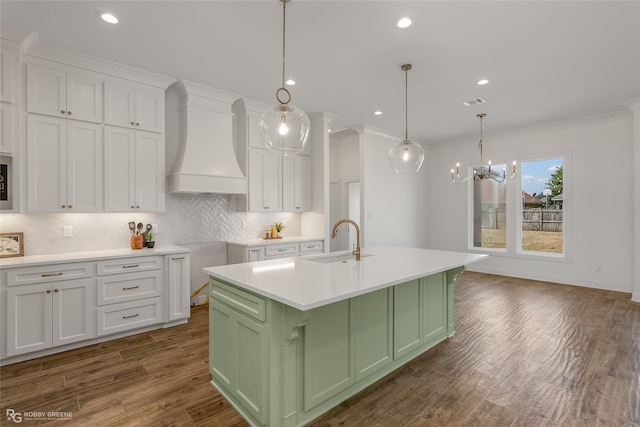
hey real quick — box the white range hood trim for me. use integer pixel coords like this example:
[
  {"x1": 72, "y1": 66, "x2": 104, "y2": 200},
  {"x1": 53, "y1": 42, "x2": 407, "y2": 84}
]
[{"x1": 168, "y1": 172, "x2": 246, "y2": 195}]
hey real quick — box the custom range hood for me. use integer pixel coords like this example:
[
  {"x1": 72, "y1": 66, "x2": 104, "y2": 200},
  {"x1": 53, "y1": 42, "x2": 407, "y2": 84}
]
[{"x1": 168, "y1": 80, "x2": 246, "y2": 194}]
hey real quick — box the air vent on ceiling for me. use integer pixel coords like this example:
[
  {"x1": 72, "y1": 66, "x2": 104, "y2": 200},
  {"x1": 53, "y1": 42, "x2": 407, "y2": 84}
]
[{"x1": 462, "y1": 98, "x2": 486, "y2": 106}]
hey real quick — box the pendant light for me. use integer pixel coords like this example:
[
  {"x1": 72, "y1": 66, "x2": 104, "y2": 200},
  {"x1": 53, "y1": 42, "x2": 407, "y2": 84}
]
[
  {"x1": 259, "y1": 0, "x2": 310, "y2": 157},
  {"x1": 389, "y1": 64, "x2": 425, "y2": 173},
  {"x1": 451, "y1": 113, "x2": 516, "y2": 183}
]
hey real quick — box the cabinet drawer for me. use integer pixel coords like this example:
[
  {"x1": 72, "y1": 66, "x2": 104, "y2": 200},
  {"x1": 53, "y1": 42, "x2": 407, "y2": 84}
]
[
  {"x1": 265, "y1": 244, "x2": 299, "y2": 258},
  {"x1": 97, "y1": 270, "x2": 162, "y2": 305},
  {"x1": 300, "y1": 241, "x2": 323, "y2": 253},
  {"x1": 97, "y1": 256, "x2": 162, "y2": 275},
  {"x1": 96, "y1": 297, "x2": 162, "y2": 336},
  {"x1": 210, "y1": 280, "x2": 266, "y2": 322},
  {"x1": 5, "y1": 262, "x2": 94, "y2": 286}
]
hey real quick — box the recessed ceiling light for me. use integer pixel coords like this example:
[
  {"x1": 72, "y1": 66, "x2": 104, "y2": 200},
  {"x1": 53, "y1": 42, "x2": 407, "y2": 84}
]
[
  {"x1": 285, "y1": 79, "x2": 296, "y2": 86},
  {"x1": 477, "y1": 79, "x2": 490, "y2": 85},
  {"x1": 98, "y1": 12, "x2": 119, "y2": 24},
  {"x1": 396, "y1": 17, "x2": 412, "y2": 29},
  {"x1": 374, "y1": 111, "x2": 382, "y2": 116}
]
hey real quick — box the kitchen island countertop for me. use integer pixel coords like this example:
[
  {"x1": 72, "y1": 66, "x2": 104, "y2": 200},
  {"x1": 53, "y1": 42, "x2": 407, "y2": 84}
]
[{"x1": 204, "y1": 246, "x2": 487, "y2": 311}]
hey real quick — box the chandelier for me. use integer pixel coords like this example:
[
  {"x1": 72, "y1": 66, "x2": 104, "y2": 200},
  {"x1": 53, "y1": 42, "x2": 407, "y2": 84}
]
[
  {"x1": 388, "y1": 64, "x2": 425, "y2": 173},
  {"x1": 258, "y1": 0, "x2": 310, "y2": 157},
  {"x1": 451, "y1": 113, "x2": 516, "y2": 183}
]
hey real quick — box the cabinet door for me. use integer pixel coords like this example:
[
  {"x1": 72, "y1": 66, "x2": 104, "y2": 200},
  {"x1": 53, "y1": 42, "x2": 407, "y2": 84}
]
[
  {"x1": 353, "y1": 288, "x2": 393, "y2": 381},
  {"x1": 304, "y1": 299, "x2": 354, "y2": 411},
  {"x1": 66, "y1": 121, "x2": 103, "y2": 212},
  {"x1": 104, "y1": 126, "x2": 135, "y2": 211},
  {"x1": 134, "y1": 130, "x2": 165, "y2": 212},
  {"x1": 421, "y1": 273, "x2": 446, "y2": 345},
  {"x1": 248, "y1": 247, "x2": 265, "y2": 262},
  {"x1": 167, "y1": 254, "x2": 190, "y2": 321},
  {"x1": 7, "y1": 283, "x2": 52, "y2": 356},
  {"x1": 54, "y1": 278, "x2": 96, "y2": 346},
  {"x1": 248, "y1": 149, "x2": 280, "y2": 212},
  {"x1": 66, "y1": 72, "x2": 103, "y2": 123},
  {"x1": 104, "y1": 81, "x2": 135, "y2": 128},
  {"x1": 209, "y1": 300, "x2": 268, "y2": 423},
  {"x1": 27, "y1": 115, "x2": 67, "y2": 212},
  {"x1": 0, "y1": 103, "x2": 14, "y2": 153},
  {"x1": 262, "y1": 151, "x2": 281, "y2": 211},
  {"x1": 393, "y1": 279, "x2": 423, "y2": 359},
  {"x1": 27, "y1": 64, "x2": 66, "y2": 118},
  {"x1": 135, "y1": 86, "x2": 164, "y2": 132},
  {"x1": 283, "y1": 156, "x2": 311, "y2": 211},
  {"x1": 1, "y1": 43, "x2": 18, "y2": 103}
]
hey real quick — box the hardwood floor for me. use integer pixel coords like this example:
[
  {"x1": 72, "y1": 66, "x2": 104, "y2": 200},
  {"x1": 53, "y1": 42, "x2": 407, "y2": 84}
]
[{"x1": 2, "y1": 272, "x2": 639, "y2": 426}]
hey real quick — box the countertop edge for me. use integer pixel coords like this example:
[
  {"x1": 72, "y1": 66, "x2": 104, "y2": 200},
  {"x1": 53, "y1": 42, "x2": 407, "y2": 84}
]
[{"x1": 0, "y1": 245, "x2": 191, "y2": 268}]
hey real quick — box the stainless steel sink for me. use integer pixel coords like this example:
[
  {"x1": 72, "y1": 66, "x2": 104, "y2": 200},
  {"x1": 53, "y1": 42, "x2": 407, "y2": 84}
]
[{"x1": 306, "y1": 253, "x2": 372, "y2": 264}]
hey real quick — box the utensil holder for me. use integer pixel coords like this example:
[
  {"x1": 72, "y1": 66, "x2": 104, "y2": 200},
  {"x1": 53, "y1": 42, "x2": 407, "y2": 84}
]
[{"x1": 130, "y1": 235, "x2": 144, "y2": 250}]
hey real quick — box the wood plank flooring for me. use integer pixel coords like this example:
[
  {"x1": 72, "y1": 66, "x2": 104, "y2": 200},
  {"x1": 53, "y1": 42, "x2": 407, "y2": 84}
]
[{"x1": 2, "y1": 272, "x2": 639, "y2": 426}]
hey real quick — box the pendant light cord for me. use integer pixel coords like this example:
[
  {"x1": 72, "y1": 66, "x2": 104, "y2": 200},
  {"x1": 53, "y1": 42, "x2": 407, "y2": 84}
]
[
  {"x1": 404, "y1": 67, "x2": 409, "y2": 141},
  {"x1": 281, "y1": 0, "x2": 286, "y2": 90}
]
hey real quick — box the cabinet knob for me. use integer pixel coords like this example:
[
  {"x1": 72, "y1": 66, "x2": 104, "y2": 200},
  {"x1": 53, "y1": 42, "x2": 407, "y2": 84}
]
[
  {"x1": 46, "y1": 289, "x2": 52, "y2": 294},
  {"x1": 135, "y1": 122, "x2": 140, "y2": 126},
  {"x1": 60, "y1": 110, "x2": 66, "y2": 114},
  {"x1": 136, "y1": 205, "x2": 140, "y2": 209},
  {"x1": 61, "y1": 204, "x2": 66, "y2": 208},
  {"x1": 68, "y1": 205, "x2": 73, "y2": 208},
  {"x1": 67, "y1": 111, "x2": 72, "y2": 116},
  {"x1": 131, "y1": 205, "x2": 135, "y2": 209},
  {"x1": 54, "y1": 289, "x2": 59, "y2": 293},
  {"x1": 131, "y1": 122, "x2": 135, "y2": 126}
]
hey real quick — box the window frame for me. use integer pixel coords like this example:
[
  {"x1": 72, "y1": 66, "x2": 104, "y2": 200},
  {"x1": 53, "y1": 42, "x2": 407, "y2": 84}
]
[{"x1": 467, "y1": 151, "x2": 572, "y2": 263}]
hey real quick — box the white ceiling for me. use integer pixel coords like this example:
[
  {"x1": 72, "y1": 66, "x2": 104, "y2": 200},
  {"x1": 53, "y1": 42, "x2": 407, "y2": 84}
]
[{"x1": 2, "y1": 1, "x2": 639, "y2": 145}]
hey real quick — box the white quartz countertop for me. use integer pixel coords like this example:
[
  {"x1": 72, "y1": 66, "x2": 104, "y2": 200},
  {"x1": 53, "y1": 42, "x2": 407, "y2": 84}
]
[
  {"x1": 226, "y1": 236, "x2": 325, "y2": 247},
  {"x1": 0, "y1": 245, "x2": 190, "y2": 268},
  {"x1": 204, "y1": 246, "x2": 487, "y2": 311}
]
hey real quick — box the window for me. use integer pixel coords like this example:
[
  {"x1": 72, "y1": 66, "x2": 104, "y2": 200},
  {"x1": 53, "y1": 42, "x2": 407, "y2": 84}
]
[
  {"x1": 520, "y1": 158, "x2": 564, "y2": 255},
  {"x1": 472, "y1": 164, "x2": 507, "y2": 250}
]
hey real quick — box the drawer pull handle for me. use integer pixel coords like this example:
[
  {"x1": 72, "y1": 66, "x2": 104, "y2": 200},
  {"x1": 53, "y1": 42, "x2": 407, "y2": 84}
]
[
  {"x1": 122, "y1": 264, "x2": 140, "y2": 269},
  {"x1": 122, "y1": 313, "x2": 140, "y2": 319},
  {"x1": 122, "y1": 285, "x2": 140, "y2": 291},
  {"x1": 171, "y1": 257, "x2": 185, "y2": 260},
  {"x1": 42, "y1": 272, "x2": 63, "y2": 277},
  {"x1": 278, "y1": 249, "x2": 287, "y2": 252}
]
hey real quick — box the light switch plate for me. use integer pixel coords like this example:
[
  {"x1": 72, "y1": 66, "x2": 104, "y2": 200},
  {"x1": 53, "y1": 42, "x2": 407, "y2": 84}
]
[
  {"x1": 63, "y1": 226, "x2": 72, "y2": 237},
  {"x1": 152, "y1": 224, "x2": 159, "y2": 233}
]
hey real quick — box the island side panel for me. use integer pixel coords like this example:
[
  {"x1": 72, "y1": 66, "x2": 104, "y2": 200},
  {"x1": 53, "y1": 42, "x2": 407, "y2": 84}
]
[{"x1": 446, "y1": 267, "x2": 465, "y2": 337}]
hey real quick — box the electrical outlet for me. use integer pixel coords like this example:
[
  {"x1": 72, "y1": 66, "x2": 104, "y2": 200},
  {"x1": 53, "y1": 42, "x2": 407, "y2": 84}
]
[
  {"x1": 152, "y1": 224, "x2": 159, "y2": 233},
  {"x1": 241, "y1": 220, "x2": 246, "y2": 230},
  {"x1": 63, "y1": 226, "x2": 72, "y2": 237}
]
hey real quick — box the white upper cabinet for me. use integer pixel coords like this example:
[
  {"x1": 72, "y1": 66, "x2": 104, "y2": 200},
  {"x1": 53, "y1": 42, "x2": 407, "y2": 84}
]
[
  {"x1": 248, "y1": 148, "x2": 281, "y2": 212},
  {"x1": 27, "y1": 115, "x2": 103, "y2": 212},
  {"x1": 104, "y1": 80, "x2": 164, "y2": 133},
  {"x1": 27, "y1": 64, "x2": 103, "y2": 123},
  {"x1": 1, "y1": 41, "x2": 19, "y2": 104},
  {"x1": 104, "y1": 126, "x2": 165, "y2": 212},
  {"x1": 283, "y1": 155, "x2": 311, "y2": 212}
]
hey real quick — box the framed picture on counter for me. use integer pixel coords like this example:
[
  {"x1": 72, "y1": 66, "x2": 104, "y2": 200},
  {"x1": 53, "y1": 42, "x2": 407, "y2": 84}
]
[{"x1": 0, "y1": 232, "x2": 24, "y2": 258}]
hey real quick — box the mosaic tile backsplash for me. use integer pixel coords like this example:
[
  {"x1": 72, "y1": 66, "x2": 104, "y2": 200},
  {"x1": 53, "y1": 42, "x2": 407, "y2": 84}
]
[{"x1": 0, "y1": 193, "x2": 302, "y2": 256}]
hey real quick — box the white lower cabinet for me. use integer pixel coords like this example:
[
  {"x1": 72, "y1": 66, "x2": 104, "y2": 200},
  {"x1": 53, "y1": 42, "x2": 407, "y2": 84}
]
[
  {"x1": 166, "y1": 254, "x2": 191, "y2": 321},
  {"x1": 6, "y1": 278, "x2": 95, "y2": 357},
  {"x1": 227, "y1": 239, "x2": 324, "y2": 264},
  {"x1": 1, "y1": 248, "x2": 190, "y2": 363}
]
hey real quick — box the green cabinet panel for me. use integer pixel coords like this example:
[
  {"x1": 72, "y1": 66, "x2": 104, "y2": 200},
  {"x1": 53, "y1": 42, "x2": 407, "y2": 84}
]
[
  {"x1": 209, "y1": 300, "x2": 267, "y2": 424},
  {"x1": 393, "y1": 279, "x2": 422, "y2": 358},
  {"x1": 209, "y1": 301, "x2": 232, "y2": 387},
  {"x1": 235, "y1": 314, "x2": 267, "y2": 423},
  {"x1": 422, "y1": 274, "x2": 446, "y2": 345},
  {"x1": 304, "y1": 299, "x2": 354, "y2": 411},
  {"x1": 353, "y1": 288, "x2": 393, "y2": 381}
]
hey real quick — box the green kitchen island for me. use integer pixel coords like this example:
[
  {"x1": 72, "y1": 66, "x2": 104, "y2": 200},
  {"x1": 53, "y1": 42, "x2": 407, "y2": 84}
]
[{"x1": 204, "y1": 246, "x2": 487, "y2": 427}]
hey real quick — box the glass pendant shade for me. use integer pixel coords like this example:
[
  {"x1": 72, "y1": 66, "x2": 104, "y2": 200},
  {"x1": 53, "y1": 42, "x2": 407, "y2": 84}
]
[
  {"x1": 259, "y1": 103, "x2": 310, "y2": 157},
  {"x1": 389, "y1": 139, "x2": 425, "y2": 173}
]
